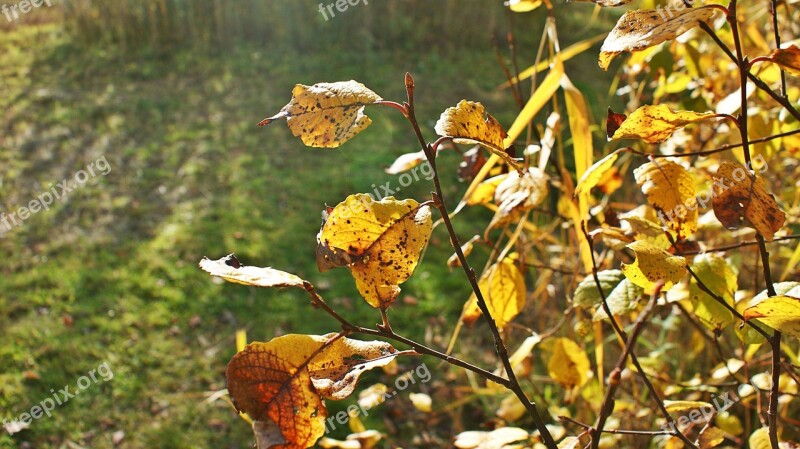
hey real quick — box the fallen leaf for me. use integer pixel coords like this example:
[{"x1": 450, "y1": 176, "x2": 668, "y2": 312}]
[
  {"x1": 711, "y1": 161, "x2": 785, "y2": 241},
  {"x1": 599, "y1": 7, "x2": 721, "y2": 70},
  {"x1": 610, "y1": 105, "x2": 715, "y2": 143},
  {"x1": 258, "y1": 81, "x2": 382, "y2": 148}
]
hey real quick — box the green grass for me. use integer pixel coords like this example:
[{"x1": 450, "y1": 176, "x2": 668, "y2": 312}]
[{"x1": 0, "y1": 10, "x2": 612, "y2": 447}]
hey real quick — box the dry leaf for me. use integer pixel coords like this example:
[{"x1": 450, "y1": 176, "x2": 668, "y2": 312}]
[
  {"x1": 768, "y1": 45, "x2": 800, "y2": 76},
  {"x1": 386, "y1": 151, "x2": 427, "y2": 175},
  {"x1": 318, "y1": 194, "x2": 433, "y2": 308},
  {"x1": 227, "y1": 334, "x2": 396, "y2": 449},
  {"x1": 599, "y1": 7, "x2": 721, "y2": 70},
  {"x1": 435, "y1": 100, "x2": 521, "y2": 171},
  {"x1": 258, "y1": 81, "x2": 382, "y2": 148},
  {"x1": 199, "y1": 254, "x2": 305, "y2": 288},
  {"x1": 610, "y1": 105, "x2": 715, "y2": 143},
  {"x1": 711, "y1": 161, "x2": 785, "y2": 241}
]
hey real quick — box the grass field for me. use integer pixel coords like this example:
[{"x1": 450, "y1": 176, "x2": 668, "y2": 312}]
[{"x1": 0, "y1": 7, "x2": 612, "y2": 447}]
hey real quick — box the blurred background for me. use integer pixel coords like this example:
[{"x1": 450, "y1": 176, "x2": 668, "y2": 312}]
[{"x1": 0, "y1": 1, "x2": 614, "y2": 447}]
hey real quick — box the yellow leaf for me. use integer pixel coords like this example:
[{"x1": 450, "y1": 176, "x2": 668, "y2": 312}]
[
  {"x1": 698, "y1": 426, "x2": 725, "y2": 449},
  {"x1": 467, "y1": 174, "x2": 508, "y2": 206},
  {"x1": 258, "y1": 80, "x2": 381, "y2": 148},
  {"x1": 409, "y1": 393, "x2": 433, "y2": 413},
  {"x1": 453, "y1": 427, "x2": 530, "y2": 449},
  {"x1": 599, "y1": 7, "x2": 721, "y2": 70},
  {"x1": 748, "y1": 427, "x2": 771, "y2": 449},
  {"x1": 227, "y1": 334, "x2": 396, "y2": 449},
  {"x1": 711, "y1": 162, "x2": 785, "y2": 241},
  {"x1": 507, "y1": 0, "x2": 542, "y2": 12},
  {"x1": 357, "y1": 383, "x2": 389, "y2": 410},
  {"x1": 621, "y1": 240, "x2": 687, "y2": 293},
  {"x1": 505, "y1": 58, "x2": 565, "y2": 148},
  {"x1": 575, "y1": 150, "x2": 620, "y2": 196},
  {"x1": 768, "y1": 45, "x2": 800, "y2": 76},
  {"x1": 385, "y1": 150, "x2": 427, "y2": 175},
  {"x1": 496, "y1": 394, "x2": 527, "y2": 421},
  {"x1": 744, "y1": 295, "x2": 800, "y2": 339},
  {"x1": 199, "y1": 254, "x2": 305, "y2": 288},
  {"x1": 611, "y1": 105, "x2": 716, "y2": 143},
  {"x1": 689, "y1": 254, "x2": 737, "y2": 331},
  {"x1": 634, "y1": 160, "x2": 697, "y2": 239},
  {"x1": 663, "y1": 400, "x2": 714, "y2": 413},
  {"x1": 435, "y1": 100, "x2": 520, "y2": 171},
  {"x1": 548, "y1": 337, "x2": 591, "y2": 388},
  {"x1": 236, "y1": 329, "x2": 248, "y2": 353},
  {"x1": 462, "y1": 257, "x2": 526, "y2": 330},
  {"x1": 317, "y1": 195, "x2": 432, "y2": 308}
]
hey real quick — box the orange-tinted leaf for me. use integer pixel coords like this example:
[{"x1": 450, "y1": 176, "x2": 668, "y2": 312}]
[
  {"x1": 258, "y1": 81, "x2": 381, "y2": 148},
  {"x1": 599, "y1": 7, "x2": 721, "y2": 70},
  {"x1": 711, "y1": 162, "x2": 785, "y2": 241},
  {"x1": 227, "y1": 334, "x2": 397, "y2": 449},
  {"x1": 767, "y1": 45, "x2": 800, "y2": 76},
  {"x1": 634, "y1": 160, "x2": 697, "y2": 239}
]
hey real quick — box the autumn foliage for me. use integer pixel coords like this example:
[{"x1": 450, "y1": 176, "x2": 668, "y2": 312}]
[{"x1": 200, "y1": 1, "x2": 800, "y2": 448}]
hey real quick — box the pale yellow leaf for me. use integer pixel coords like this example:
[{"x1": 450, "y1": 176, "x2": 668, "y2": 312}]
[
  {"x1": 599, "y1": 7, "x2": 721, "y2": 70},
  {"x1": 454, "y1": 427, "x2": 530, "y2": 449},
  {"x1": 258, "y1": 80, "x2": 381, "y2": 148},
  {"x1": 199, "y1": 255, "x2": 305, "y2": 288},
  {"x1": 385, "y1": 151, "x2": 427, "y2": 175},
  {"x1": 409, "y1": 393, "x2": 433, "y2": 413},
  {"x1": 575, "y1": 150, "x2": 620, "y2": 196},
  {"x1": 507, "y1": 0, "x2": 542, "y2": 12}
]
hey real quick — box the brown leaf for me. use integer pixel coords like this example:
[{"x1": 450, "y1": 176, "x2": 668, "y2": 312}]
[
  {"x1": 606, "y1": 107, "x2": 627, "y2": 138},
  {"x1": 711, "y1": 161, "x2": 785, "y2": 241}
]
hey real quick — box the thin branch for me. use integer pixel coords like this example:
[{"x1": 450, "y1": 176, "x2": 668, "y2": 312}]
[
  {"x1": 624, "y1": 128, "x2": 800, "y2": 159},
  {"x1": 401, "y1": 72, "x2": 558, "y2": 449}
]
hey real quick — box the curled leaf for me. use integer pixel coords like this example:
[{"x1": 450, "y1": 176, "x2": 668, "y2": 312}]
[
  {"x1": 435, "y1": 100, "x2": 521, "y2": 171},
  {"x1": 258, "y1": 81, "x2": 382, "y2": 148},
  {"x1": 226, "y1": 334, "x2": 397, "y2": 449},
  {"x1": 766, "y1": 45, "x2": 800, "y2": 76},
  {"x1": 711, "y1": 161, "x2": 785, "y2": 241},
  {"x1": 199, "y1": 254, "x2": 305, "y2": 288},
  {"x1": 599, "y1": 7, "x2": 721, "y2": 70},
  {"x1": 492, "y1": 167, "x2": 548, "y2": 225},
  {"x1": 610, "y1": 105, "x2": 715, "y2": 143}
]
